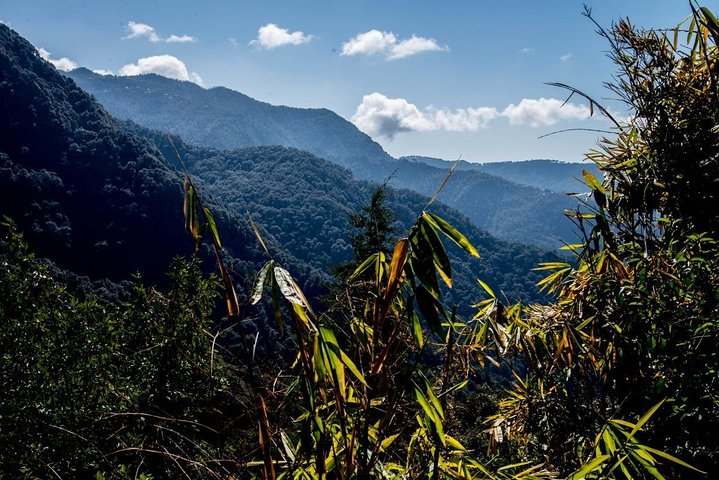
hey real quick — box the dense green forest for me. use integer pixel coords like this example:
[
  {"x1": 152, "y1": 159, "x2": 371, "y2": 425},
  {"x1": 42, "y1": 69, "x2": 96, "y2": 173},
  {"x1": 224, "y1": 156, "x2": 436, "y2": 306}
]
[
  {"x1": 2, "y1": 4, "x2": 719, "y2": 479},
  {"x1": 68, "y1": 69, "x2": 580, "y2": 249}
]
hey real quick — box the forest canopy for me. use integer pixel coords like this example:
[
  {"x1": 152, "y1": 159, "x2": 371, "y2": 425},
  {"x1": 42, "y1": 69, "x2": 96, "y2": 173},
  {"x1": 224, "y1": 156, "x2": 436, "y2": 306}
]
[{"x1": 1, "y1": 4, "x2": 719, "y2": 480}]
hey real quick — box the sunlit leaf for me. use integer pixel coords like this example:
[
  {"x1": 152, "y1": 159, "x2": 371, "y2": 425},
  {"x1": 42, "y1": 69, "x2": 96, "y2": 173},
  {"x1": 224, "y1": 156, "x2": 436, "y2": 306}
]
[
  {"x1": 422, "y1": 212, "x2": 480, "y2": 258},
  {"x1": 251, "y1": 261, "x2": 273, "y2": 305},
  {"x1": 203, "y1": 207, "x2": 222, "y2": 249},
  {"x1": 349, "y1": 253, "x2": 378, "y2": 281}
]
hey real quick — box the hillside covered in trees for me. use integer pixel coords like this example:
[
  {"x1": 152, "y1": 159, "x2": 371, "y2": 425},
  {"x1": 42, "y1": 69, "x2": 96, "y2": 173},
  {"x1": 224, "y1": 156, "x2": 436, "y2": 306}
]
[
  {"x1": 2, "y1": 4, "x2": 719, "y2": 480},
  {"x1": 402, "y1": 156, "x2": 601, "y2": 194},
  {"x1": 68, "y1": 68, "x2": 580, "y2": 249}
]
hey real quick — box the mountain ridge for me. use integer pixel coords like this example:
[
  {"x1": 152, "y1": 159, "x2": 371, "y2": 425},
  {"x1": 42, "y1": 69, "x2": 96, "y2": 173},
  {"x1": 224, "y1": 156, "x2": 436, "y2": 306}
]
[{"x1": 66, "y1": 68, "x2": 580, "y2": 249}]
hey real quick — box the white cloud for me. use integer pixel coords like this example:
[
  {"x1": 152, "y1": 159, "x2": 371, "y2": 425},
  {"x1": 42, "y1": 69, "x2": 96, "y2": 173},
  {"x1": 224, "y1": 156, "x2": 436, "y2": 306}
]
[
  {"x1": 386, "y1": 35, "x2": 447, "y2": 60},
  {"x1": 501, "y1": 98, "x2": 590, "y2": 127},
  {"x1": 229, "y1": 37, "x2": 239, "y2": 47},
  {"x1": 519, "y1": 47, "x2": 534, "y2": 55},
  {"x1": 342, "y1": 30, "x2": 447, "y2": 61},
  {"x1": 119, "y1": 55, "x2": 203, "y2": 86},
  {"x1": 250, "y1": 23, "x2": 312, "y2": 49},
  {"x1": 167, "y1": 34, "x2": 196, "y2": 43},
  {"x1": 124, "y1": 21, "x2": 161, "y2": 42},
  {"x1": 124, "y1": 21, "x2": 196, "y2": 43},
  {"x1": 352, "y1": 92, "x2": 498, "y2": 139},
  {"x1": 560, "y1": 53, "x2": 572, "y2": 62},
  {"x1": 37, "y1": 47, "x2": 77, "y2": 71},
  {"x1": 341, "y1": 30, "x2": 397, "y2": 56},
  {"x1": 352, "y1": 93, "x2": 596, "y2": 138},
  {"x1": 92, "y1": 69, "x2": 114, "y2": 76}
]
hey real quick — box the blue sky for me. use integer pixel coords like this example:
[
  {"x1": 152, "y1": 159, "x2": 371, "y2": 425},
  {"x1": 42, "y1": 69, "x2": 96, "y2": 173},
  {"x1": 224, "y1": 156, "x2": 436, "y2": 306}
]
[{"x1": 1, "y1": 1, "x2": 693, "y2": 162}]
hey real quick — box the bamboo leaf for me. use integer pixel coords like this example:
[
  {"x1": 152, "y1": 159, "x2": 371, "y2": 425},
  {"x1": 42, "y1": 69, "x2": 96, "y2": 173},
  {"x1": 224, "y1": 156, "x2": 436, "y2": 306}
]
[
  {"x1": 251, "y1": 261, "x2": 274, "y2": 305},
  {"x1": 419, "y1": 219, "x2": 453, "y2": 288},
  {"x1": 630, "y1": 399, "x2": 664, "y2": 438},
  {"x1": 273, "y1": 266, "x2": 305, "y2": 306},
  {"x1": 249, "y1": 212, "x2": 271, "y2": 257},
  {"x1": 411, "y1": 311, "x2": 424, "y2": 349},
  {"x1": 280, "y1": 430, "x2": 296, "y2": 463},
  {"x1": 477, "y1": 278, "x2": 496, "y2": 298},
  {"x1": 380, "y1": 433, "x2": 400, "y2": 452},
  {"x1": 423, "y1": 212, "x2": 480, "y2": 258},
  {"x1": 385, "y1": 238, "x2": 409, "y2": 302},
  {"x1": 349, "y1": 253, "x2": 378, "y2": 281},
  {"x1": 570, "y1": 454, "x2": 611, "y2": 479},
  {"x1": 416, "y1": 284, "x2": 443, "y2": 335},
  {"x1": 583, "y1": 169, "x2": 605, "y2": 194},
  {"x1": 638, "y1": 445, "x2": 706, "y2": 473},
  {"x1": 183, "y1": 175, "x2": 190, "y2": 230},
  {"x1": 203, "y1": 207, "x2": 222, "y2": 249},
  {"x1": 213, "y1": 245, "x2": 239, "y2": 317},
  {"x1": 339, "y1": 349, "x2": 368, "y2": 386}
]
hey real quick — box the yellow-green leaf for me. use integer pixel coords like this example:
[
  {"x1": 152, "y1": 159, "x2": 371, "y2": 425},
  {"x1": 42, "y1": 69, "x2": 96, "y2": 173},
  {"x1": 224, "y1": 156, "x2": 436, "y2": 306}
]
[
  {"x1": 423, "y1": 212, "x2": 480, "y2": 258},
  {"x1": 203, "y1": 207, "x2": 222, "y2": 249}
]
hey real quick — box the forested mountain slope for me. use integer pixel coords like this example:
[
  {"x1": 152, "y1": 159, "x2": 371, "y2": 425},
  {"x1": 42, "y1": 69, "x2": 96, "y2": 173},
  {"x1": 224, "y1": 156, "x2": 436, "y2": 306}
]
[
  {"x1": 0, "y1": 24, "x2": 318, "y2": 294},
  {"x1": 0, "y1": 24, "x2": 553, "y2": 309},
  {"x1": 128, "y1": 124, "x2": 556, "y2": 306},
  {"x1": 402, "y1": 156, "x2": 601, "y2": 193},
  {"x1": 67, "y1": 69, "x2": 579, "y2": 249}
]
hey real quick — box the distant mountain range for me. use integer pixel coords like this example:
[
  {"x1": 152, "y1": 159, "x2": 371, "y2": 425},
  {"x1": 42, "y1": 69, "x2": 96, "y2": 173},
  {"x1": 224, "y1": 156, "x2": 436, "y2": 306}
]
[
  {"x1": 66, "y1": 68, "x2": 589, "y2": 249},
  {"x1": 401, "y1": 156, "x2": 600, "y2": 194},
  {"x1": 0, "y1": 24, "x2": 555, "y2": 312}
]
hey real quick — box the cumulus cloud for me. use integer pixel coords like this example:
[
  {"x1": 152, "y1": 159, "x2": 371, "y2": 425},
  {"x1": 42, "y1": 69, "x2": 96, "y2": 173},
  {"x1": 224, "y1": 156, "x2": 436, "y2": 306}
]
[
  {"x1": 342, "y1": 30, "x2": 447, "y2": 61},
  {"x1": 352, "y1": 92, "x2": 498, "y2": 139},
  {"x1": 352, "y1": 93, "x2": 595, "y2": 138},
  {"x1": 519, "y1": 47, "x2": 534, "y2": 55},
  {"x1": 250, "y1": 23, "x2": 312, "y2": 49},
  {"x1": 341, "y1": 30, "x2": 397, "y2": 56},
  {"x1": 560, "y1": 53, "x2": 572, "y2": 62},
  {"x1": 387, "y1": 35, "x2": 447, "y2": 60},
  {"x1": 92, "y1": 69, "x2": 114, "y2": 76},
  {"x1": 124, "y1": 21, "x2": 160, "y2": 42},
  {"x1": 501, "y1": 97, "x2": 590, "y2": 127},
  {"x1": 37, "y1": 47, "x2": 77, "y2": 71},
  {"x1": 166, "y1": 34, "x2": 197, "y2": 43},
  {"x1": 124, "y1": 21, "x2": 196, "y2": 43},
  {"x1": 119, "y1": 55, "x2": 203, "y2": 85}
]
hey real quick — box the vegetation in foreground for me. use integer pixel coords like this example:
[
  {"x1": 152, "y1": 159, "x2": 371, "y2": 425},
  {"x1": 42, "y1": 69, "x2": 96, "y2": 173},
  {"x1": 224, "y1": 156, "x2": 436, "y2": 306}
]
[{"x1": 2, "y1": 4, "x2": 719, "y2": 479}]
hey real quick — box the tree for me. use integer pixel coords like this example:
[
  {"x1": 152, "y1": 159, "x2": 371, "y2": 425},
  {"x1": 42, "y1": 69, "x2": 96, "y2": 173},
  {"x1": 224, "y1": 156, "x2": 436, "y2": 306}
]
[
  {"x1": 480, "y1": 5, "x2": 719, "y2": 477},
  {"x1": 348, "y1": 184, "x2": 398, "y2": 264}
]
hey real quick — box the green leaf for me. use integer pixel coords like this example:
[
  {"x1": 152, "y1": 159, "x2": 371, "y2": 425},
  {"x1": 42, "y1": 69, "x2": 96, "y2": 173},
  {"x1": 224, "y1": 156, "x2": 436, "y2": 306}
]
[
  {"x1": 570, "y1": 454, "x2": 611, "y2": 479},
  {"x1": 411, "y1": 311, "x2": 424, "y2": 349},
  {"x1": 280, "y1": 430, "x2": 297, "y2": 463},
  {"x1": 339, "y1": 349, "x2": 368, "y2": 386},
  {"x1": 423, "y1": 212, "x2": 480, "y2": 258},
  {"x1": 248, "y1": 212, "x2": 271, "y2": 257},
  {"x1": 419, "y1": 219, "x2": 452, "y2": 288},
  {"x1": 251, "y1": 261, "x2": 273, "y2": 305},
  {"x1": 630, "y1": 399, "x2": 664, "y2": 438},
  {"x1": 583, "y1": 169, "x2": 605, "y2": 194},
  {"x1": 273, "y1": 266, "x2": 305, "y2": 306},
  {"x1": 638, "y1": 445, "x2": 706, "y2": 473},
  {"x1": 203, "y1": 207, "x2": 222, "y2": 249},
  {"x1": 380, "y1": 433, "x2": 400, "y2": 452},
  {"x1": 349, "y1": 253, "x2": 378, "y2": 281},
  {"x1": 477, "y1": 278, "x2": 495, "y2": 298},
  {"x1": 416, "y1": 284, "x2": 443, "y2": 335}
]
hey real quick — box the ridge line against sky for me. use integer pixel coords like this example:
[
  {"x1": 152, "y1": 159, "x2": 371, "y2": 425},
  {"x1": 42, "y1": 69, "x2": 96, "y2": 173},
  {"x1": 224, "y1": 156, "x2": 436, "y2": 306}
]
[{"x1": 0, "y1": 1, "x2": 690, "y2": 162}]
